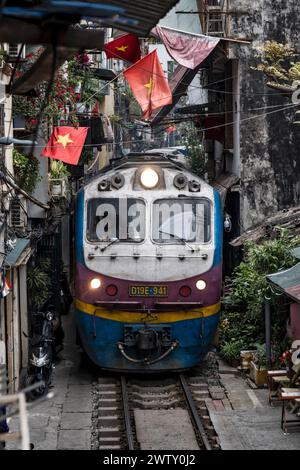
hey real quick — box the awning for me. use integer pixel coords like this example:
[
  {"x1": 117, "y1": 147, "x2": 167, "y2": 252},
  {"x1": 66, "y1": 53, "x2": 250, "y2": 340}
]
[
  {"x1": 5, "y1": 238, "x2": 31, "y2": 268},
  {"x1": 175, "y1": 102, "x2": 223, "y2": 115},
  {"x1": 267, "y1": 263, "x2": 300, "y2": 304},
  {"x1": 230, "y1": 205, "x2": 300, "y2": 247},
  {"x1": 150, "y1": 42, "x2": 221, "y2": 126},
  {"x1": 92, "y1": 69, "x2": 116, "y2": 81},
  {"x1": 212, "y1": 172, "x2": 240, "y2": 206},
  {"x1": 0, "y1": 1, "x2": 180, "y2": 37},
  {"x1": 292, "y1": 247, "x2": 300, "y2": 261},
  {"x1": 150, "y1": 64, "x2": 201, "y2": 126}
]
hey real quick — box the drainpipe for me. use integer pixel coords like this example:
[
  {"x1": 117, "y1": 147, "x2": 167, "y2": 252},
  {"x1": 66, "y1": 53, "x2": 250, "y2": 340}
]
[{"x1": 265, "y1": 298, "x2": 272, "y2": 369}]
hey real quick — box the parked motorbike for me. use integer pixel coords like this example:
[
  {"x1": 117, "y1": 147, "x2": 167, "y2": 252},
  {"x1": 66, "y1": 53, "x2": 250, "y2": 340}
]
[{"x1": 25, "y1": 311, "x2": 57, "y2": 401}]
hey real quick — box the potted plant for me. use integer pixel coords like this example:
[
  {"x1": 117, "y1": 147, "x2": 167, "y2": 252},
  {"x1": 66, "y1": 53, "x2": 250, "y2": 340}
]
[
  {"x1": 49, "y1": 160, "x2": 70, "y2": 197},
  {"x1": 249, "y1": 344, "x2": 268, "y2": 387},
  {"x1": 221, "y1": 339, "x2": 245, "y2": 368}
]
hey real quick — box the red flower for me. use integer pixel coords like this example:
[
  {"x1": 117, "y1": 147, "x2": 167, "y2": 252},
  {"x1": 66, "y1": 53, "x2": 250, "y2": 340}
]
[
  {"x1": 76, "y1": 93, "x2": 81, "y2": 100},
  {"x1": 279, "y1": 350, "x2": 292, "y2": 364}
]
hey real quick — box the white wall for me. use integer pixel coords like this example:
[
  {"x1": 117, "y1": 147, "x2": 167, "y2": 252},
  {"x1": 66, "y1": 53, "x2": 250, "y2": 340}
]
[
  {"x1": 160, "y1": 0, "x2": 202, "y2": 34},
  {"x1": 152, "y1": 0, "x2": 207, "y2": 108}
]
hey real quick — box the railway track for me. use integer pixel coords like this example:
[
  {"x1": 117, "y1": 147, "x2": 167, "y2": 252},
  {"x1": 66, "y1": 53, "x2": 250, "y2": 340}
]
[{"x1": 92, "y1": 370, "x2": 222, "y2": 451}]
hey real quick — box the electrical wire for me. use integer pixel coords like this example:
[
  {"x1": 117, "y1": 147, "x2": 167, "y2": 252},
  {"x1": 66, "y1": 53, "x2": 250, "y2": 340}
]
[
  {"x1": 100, "y1": 48, "x2": 295, "y2": 98},
  {"x1": 15, "y1": 100, "x2": 297, "y2": 148}
]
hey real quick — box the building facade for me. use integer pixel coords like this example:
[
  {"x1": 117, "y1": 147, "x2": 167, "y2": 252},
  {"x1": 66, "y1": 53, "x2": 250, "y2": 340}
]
[{"x1": 198, "y1": 0, "x2": 300, "y2": 231}]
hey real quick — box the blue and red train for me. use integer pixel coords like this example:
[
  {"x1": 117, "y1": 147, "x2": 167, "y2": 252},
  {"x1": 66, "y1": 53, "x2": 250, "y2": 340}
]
[{"x1": 75, "y1": 153, "x2": 222, "y2": 371}]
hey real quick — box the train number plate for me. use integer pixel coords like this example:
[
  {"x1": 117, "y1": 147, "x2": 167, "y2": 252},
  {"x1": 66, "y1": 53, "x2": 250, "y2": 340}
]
[{"x1": 129, "y1": 285, "x2": 168, "y2": 297}]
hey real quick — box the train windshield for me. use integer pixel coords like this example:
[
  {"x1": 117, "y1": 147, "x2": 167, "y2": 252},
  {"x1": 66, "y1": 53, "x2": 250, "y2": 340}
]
[
  {"x1": 152, "y1": 198, "x2": 211, "y2": 243},
  {"x1": 87, "y1": 198, "x2": 146, "y2": 242}
]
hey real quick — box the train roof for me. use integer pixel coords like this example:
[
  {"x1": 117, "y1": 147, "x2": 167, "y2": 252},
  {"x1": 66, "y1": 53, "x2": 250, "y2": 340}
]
[{"x1": 84, "y1": 152, "x2": 190, "y2": 185}]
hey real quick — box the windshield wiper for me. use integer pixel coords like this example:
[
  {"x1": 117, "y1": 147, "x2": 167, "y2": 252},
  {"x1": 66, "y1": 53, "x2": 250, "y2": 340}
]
[
  {"x1": 159, "y1": 230, "x2": 194, "y2": 252},
  {"x1": 101, "y1": 237, "x2": 119, "y2": 252}
]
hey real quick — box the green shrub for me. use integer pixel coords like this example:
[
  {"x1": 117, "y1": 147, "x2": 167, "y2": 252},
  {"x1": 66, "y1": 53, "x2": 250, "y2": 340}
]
[
  {"x1": 220, "y1": 231, "x2": 300, "y2": 359},
  {"x1": 13, "y1": 148, "x2": 40, "y2": 193},
  {"x1": 27, "y1": 259, "x2": 51, "y2": 308},
  {"x1": 221, "y1": 339, "x2": 245, "y2": 361}
]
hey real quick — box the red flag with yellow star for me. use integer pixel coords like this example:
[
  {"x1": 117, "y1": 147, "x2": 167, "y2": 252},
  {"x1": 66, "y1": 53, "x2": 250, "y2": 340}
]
[
  {"x1": 104, "y1": 34, "x2": 141, "y2": 63},
  {"x1": 123, "y1": 50, "x2": 172, "y2": 120},
  {"x1": 41, "y1": 126, "x2": 88, "y2": 165}
]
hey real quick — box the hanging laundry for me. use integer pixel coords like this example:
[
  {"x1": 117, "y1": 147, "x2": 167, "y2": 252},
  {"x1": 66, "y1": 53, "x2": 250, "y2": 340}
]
[{"x1": 151, "y1": 26, "x2": 220, "y2": 70}]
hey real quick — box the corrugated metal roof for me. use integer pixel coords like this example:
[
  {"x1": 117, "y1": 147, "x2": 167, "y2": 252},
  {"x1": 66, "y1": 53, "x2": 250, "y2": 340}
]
[
  {"x1": 151, "y1": 64, "x2": 200, "y2": 126},
  {"x1": 5, "y1": 238, "x2": 30, "y2": 268},
  {"x1": 102, "y1": 0, "x2": 180, "y2": 36},
  {"x1": 292, "y1": 247, "x2": 300, "y2": 261},
  {"x1": 267, "y1": 263, "x2": 300, "y2": 303},
  {"x1": 1, "y1": 1, "x2": 180, "y2": 37}
]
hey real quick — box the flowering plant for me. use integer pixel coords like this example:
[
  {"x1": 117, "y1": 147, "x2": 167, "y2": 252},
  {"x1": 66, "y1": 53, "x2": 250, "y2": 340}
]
[
  {"x1": 279, "y1": 349, "x2": 292, "y2": 366},
  {"x1": 13, "y1": 50, "x2": 99, "y2": 132}
]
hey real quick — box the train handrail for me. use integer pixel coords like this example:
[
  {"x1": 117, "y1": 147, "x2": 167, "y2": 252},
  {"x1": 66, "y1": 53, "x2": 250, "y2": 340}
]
[{"x1": 117, "y1": 340, "x2": 179, "y2": 365}]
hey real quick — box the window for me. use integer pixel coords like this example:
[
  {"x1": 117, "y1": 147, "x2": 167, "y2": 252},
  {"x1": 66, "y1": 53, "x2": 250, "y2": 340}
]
[
  {"x1": 152, "y1": 199, "x2": 211, "y2": 244},
  {"x1": 87, "y1": 198, "x2": 145, "y2": 242},
  {"x1": 167, "y1": 60, "x2": 176, "y2": 80}
]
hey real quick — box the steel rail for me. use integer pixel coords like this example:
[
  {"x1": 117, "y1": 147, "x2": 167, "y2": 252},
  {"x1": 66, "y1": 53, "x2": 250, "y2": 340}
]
[
  {"x1": 120, "y1": 376, "x2": 135, "y2": 450},
  {"x1": 179, "y1": 374, "x2": 212, "y2": 451}
]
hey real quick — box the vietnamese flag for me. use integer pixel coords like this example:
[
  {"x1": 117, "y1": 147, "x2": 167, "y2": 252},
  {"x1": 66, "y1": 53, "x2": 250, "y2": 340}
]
[
  {"x1": 123, "y1": 50, "x2": 172, "y2": 120},
  {"x1": 104, "y1": 34, "x2": 141, "y2": 63},
  {"x1": 41, "y1": 126, "x2": 88, "y2": 165}
]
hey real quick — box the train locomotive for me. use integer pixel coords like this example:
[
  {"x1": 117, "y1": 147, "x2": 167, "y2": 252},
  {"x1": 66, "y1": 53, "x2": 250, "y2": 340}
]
[{"x1": 75, "y1": 153, "x2": 222, "y2": 372}]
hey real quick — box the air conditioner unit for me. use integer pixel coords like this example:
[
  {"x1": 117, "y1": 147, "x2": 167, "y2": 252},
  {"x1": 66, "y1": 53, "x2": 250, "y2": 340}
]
[{"x1": 10, "y1": 195, "x2": 27, "y2": 230}]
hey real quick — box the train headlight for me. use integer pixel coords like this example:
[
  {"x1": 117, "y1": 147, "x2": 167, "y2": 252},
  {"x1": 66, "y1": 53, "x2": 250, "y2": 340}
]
[
  {"x1": 140, "y1": 168, "x2": 159, "y2": 189},
  {"x1": 196, "y1": 280, "x2": 207, "y2": 291},
  {"x1": 90, "y1": 278, "x2": 101, "y2": 289}
]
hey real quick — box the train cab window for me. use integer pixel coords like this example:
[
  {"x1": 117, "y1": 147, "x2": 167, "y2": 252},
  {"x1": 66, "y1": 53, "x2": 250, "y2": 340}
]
[
  {"x1": 152, "y1": 199, "x2": 211, "y2": 244},
  {"x1": 87, "y1": 198, "x2": 146, "y2": 242}
]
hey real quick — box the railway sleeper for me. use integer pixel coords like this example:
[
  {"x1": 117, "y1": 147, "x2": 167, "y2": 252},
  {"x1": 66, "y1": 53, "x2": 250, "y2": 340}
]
[
  {"x1": 97, "y1": 409, "x2": 121, "y2": 415},
  {"x1": 130, "y1": 384, "x2": 178, "y2": 393},
  {"x1": 98, "y1": 417, "x2": 123, "y2": 427},
  {"x1": 99, "y1": 444, "x2": 122, "y2": 450},
  {"x1": 130, "y1": 391, "x2": 180, "y2": 400},
  {"x1": 99, "y1": 429, "x2": 123, "y2": 437}
]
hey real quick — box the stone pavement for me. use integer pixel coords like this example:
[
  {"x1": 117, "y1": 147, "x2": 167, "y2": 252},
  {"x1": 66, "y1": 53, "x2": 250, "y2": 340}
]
[
  {"x1": 7, "y1": 311, "x2": 93, "y2": 450},
  {"x1": 209, "y1": 359, "x2": 300, "y2": 450},
  {"x1": 5, "y1": 324, "x2": 300, "y2": 451},
  {"x1": 134, "y1": 409, "x2": 199, "y2": 450}
]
